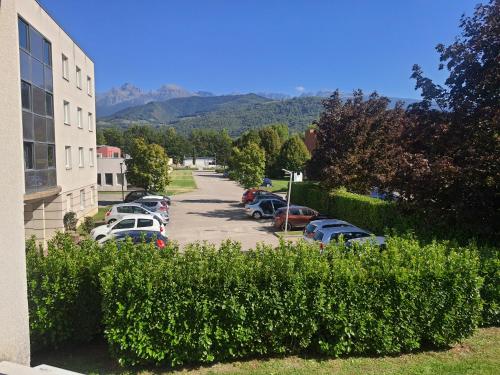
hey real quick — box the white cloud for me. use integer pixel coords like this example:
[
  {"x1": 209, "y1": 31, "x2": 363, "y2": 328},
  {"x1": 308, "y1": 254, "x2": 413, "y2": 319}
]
[{"x1": 295, "y1": 85, "x2": 305, "y2": 93}]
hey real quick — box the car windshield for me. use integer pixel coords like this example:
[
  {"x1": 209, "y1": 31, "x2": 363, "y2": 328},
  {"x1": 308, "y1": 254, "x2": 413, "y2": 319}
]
[
  {"x1": 305, "y1": 223, "x2": 316, "y2": 233},
  {"x1": 313, "y1": 230, "x2": 324, "y2": 241}
]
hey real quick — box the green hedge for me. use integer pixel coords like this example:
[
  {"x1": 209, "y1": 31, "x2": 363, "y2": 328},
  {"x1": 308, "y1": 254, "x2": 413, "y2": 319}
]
[{"x1": 99, "y1": 237, "x2": 482, "y2": 366}]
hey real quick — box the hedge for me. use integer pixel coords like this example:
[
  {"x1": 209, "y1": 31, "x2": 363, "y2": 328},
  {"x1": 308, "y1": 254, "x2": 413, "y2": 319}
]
[{"x1": 99, "y1": 237, "x2": 482, "y2": 366}]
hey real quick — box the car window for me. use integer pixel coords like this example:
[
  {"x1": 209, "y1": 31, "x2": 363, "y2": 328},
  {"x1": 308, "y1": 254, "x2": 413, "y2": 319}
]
[
  {"x1": 132, "y1": 206, "x2": 147, "y2": 214},
  {"x1": 137, "y1": 219, "x2": 154, "y2": 228},
  {"x1": 117, "y1": 206, "x2": 133, "y2": 214},
  {"x1": 324, "y1": 223, "x2": 347, "y2": 229},
  {"x1": 260, "y1": 201, "x2": 273, "y2": 211},
  {"x1": 113, "y1": 219, "x2": 136, "y2": 230},
  {"x1": 303, "y1": 209, "x2": 313, "y2": 216},
  {"x1": 142, "y1": 202, "x2": 156, "y2": 208},
  {"x1": 290, "y1": 208, "x2": 301, "y2": 215},
  {"x1": 314, "y1": 230, "x2": 324, "y2": 241},
  {"x1": 273, "y1": 200, "x2": 286, "y2": 209},
  {"x1": 305, "y1": 223, "x2": 317, "y2": 233},
  {"x1": 344, "y1": 232, "x2": 369, "y2": 240}
]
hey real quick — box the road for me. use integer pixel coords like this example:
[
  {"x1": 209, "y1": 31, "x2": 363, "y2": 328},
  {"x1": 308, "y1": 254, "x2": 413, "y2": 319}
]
[{"x1": 167, "y1": 171, "x2": 279, "y2": 250}]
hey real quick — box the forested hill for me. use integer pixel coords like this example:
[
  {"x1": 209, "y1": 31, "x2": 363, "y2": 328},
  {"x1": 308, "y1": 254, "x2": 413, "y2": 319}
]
[{"x1": 97, "y1": 94, "x2": 325, "y2": 136}]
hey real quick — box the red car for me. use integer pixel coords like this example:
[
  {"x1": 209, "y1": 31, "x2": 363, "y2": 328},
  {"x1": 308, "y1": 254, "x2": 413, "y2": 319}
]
[
  {"x1": 274, "y1": 206, "x2": 319, "y2": 231},
  {"x1": 242, "y1": 188, "x2": 262, "y2": 204}
]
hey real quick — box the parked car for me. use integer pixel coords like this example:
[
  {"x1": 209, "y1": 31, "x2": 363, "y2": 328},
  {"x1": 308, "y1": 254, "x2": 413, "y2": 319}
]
[
  {"x1": 261, "y1": 177, "x2": 273, "y2": 187},
  {"x1": 250, "y1": 192, "x2": 285, "y2": 204},
  {"x1": 242, "y1": 188, "x2": 261, "y2": 204},
  {"x1": 346, "y1": 236, "x2": 386, "y2": 249},
  {"x1": 99, "y1": 230, "x2": 168, "y2": 249},
  {"x1": 136, "y1": 197, "x2": 169, "y2": 213},
  {"x1": 311, "y1": 226, "x2": 372, "y2": 248},
  {"x1": 273, "y1": 206, "x2": 319, "y2": 231},
  {"x1": 91, "y1": 214, "x2": 164, "y2": 241},
  {"x1": 105, "y1": 203, "x2": 169, "y2": 225},
  {"x1": 245, "y1": 198, "x2": 287, "y2": 219},
  {"x1": 124, "y1": 190, "x2": 172, "y2": 205},
  {"x1": 303, "y1": 219, "x2": 352, "y2": 240}
]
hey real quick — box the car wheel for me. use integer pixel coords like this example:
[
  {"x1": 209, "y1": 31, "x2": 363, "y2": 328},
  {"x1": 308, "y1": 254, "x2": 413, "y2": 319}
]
[
  {"x1": 95, "y1": 235, "x2": 105, "y2": 241},
  {"x1": 281, "y1": 222, "x2": 292, "y2": 231},
  {"x1": 252, "y1": 211, "x2": 262, "y2": 219}
]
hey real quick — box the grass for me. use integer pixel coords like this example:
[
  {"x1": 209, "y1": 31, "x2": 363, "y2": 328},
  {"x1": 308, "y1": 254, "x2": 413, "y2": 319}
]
[
  {"x1": 264, "y1": 179, "x2": 289, "y2": 193},
  {"x1": 93, "y1": 206, "x2": 110, "y2": 222},
  {"x1": 31, "y1": 327, "x2": 500, "y2": 375},
  {"x1": 166, "y1": 170, "x2": 197, "y2": 195}
]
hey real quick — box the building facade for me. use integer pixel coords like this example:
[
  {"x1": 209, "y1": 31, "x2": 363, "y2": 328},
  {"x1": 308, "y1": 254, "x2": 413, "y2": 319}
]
[
  {"x1": 1, "y1": 1, "x2": 97, "y2": 362},
  {"x1": 96, "y1": 145, "x2": 128, "y2": 192}
]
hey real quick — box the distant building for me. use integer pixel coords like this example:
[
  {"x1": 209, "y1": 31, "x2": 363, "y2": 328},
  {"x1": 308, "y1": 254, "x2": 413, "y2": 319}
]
[
  {"x1": 183, "y1": 157, "x2": 216, "y2": 168},
  {"x1": 96, "y1": 146, "x2": 127, "y2": 191},
  {"x1": 304, "y1": 128, "x2": 318, "y2": 154}
]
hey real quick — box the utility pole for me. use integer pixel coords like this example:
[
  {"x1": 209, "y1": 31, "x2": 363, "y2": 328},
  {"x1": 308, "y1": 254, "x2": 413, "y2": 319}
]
[
  {"x1": 120, "y1": 162, "x2": 125, "y2": 201},
  {"x1": 282, "y1": 168, "x2": 293, "y2": 235}
]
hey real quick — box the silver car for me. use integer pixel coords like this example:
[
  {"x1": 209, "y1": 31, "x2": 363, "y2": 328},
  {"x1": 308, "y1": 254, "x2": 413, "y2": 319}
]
[
  {"x1": 303, "y1": 219, "x2": 352, "y2": 241},
  {"x1": 312, "y1": 226, "x2": 372, "y2": 248},
  {"x1": 136, "y1": 197, "x2": 170, "y2": 214},
  {"x1": 105, "y1": 203, "x2": 169, "y2": 225},
  {"x1": 245, "y1": 198, "x2": 287, "y2": 219}
]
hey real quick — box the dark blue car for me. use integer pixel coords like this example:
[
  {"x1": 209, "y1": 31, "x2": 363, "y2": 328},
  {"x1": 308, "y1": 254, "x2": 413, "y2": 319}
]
[
  {"x1": 261, "y1": 177, "x2": 273, "y2": 187},
  {"x1": 110, "y1": 230, "x2": 168, "y2": 249}
]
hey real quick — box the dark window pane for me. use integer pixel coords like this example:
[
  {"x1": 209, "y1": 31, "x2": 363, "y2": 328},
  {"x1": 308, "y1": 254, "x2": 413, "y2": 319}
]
[
  {"x1": 43, "y1": 39, "x2": 52, "y2": 66},
  {"x1": 48, "y1": 144, "x2": 56, "y2": 168},
  {"x1": 36, "y1": 170, "x2": 49, "y2": 189},
  {"x1": 25, "y1": 170, "x2": 36, "y2": 193},
  {"x1": 46, "y1": 118, "x2": 55, "y2": 142},
  {"x1": 35, "y1": 143, "x2": 48, "y2": 169},
  {"x1": 22, "y1": 111, "x2": 33, "y2": 140},
  {"x1": 137, "y1": 219, "x2": 153, "y2": 228},
  {"x1": 34, "y1": 115, "x2": 46, "y2": 142},
  {"x1": 47, "y1": 169, "x2": 57, "y2": 186},
  {"x1": 45, "y1": 92, "x2": 53, "y2": 117},
  {"x1": 21, "y1": 81, "x2": 31, "y2": 110},
  {"x1": 32, "y1": 86, "x2": 45, "y2": 115},
  {"x1": 24, "y1": 142, "x2": 34, "y2": 169},
  {"x1": 97, "y1": 174, "x2": 101, "y2": 185},
  {"x1": 20, "y1": 50, "x2": 31, "y2": 81},
  {"x1": 30, "y1": 27, "x2": 43, "y2": 61},
  {"x1": 105, "y1": 173, "x2": 113, "y2": 185},
  {"x1": 18, "y1": 19, "x2": 29, "y2": 51},
  {"x1": 31, "y1": 58, "x2": 44, "y2": 88},
  {"x1": 44, "y1": 66, "x2": 53, "y2": 92},
  {"x1": 114, "y1": 219, "x2": 135, "y2": 230}
]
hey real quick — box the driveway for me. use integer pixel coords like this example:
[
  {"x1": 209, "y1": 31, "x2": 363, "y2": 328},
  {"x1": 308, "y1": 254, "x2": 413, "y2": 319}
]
[{"x1": 167, "y1": 171, "x2": 279, "y2": 250}]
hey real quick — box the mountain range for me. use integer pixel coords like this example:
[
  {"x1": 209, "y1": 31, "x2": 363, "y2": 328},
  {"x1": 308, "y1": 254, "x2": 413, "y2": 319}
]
[{"x1": 97, "y1": 83, "x2": 422, "y2": 136}]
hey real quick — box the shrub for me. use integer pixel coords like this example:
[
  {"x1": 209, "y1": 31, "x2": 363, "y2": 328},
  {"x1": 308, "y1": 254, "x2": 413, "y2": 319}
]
[
  {"x1": 26, "y1": 233, "x2": 112, "y2": 351},
  {"x1": 99, "y1": 237, "x2": 482, "y2": 367},
  {"x1": 477, "y1": 245, "x2": 500, "y2": 326},
  {"x1": 63, "y1": 212, "x2": 77, "y2": 232},
  {"x1": 80, "y1": 216, "x2": 95, "y2": 234}
]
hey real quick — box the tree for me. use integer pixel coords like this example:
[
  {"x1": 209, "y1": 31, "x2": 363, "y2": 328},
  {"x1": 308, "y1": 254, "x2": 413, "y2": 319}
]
[
  {"x1": 306, "y1": 90, "x2": 406, "y2": 193},
  {"x1": 96, "y1": 128, "x2": 106, "y2": 145},
  {"x1": 161, "y1": 127, "x2": 189, "y2": 165},
  {"x1": 125, "y1": 138, "x2": 171, "y2": 192},
  {"x1": 102, "y1": 127, "x2": 124, "y2": 149},
  {"x1": 258, "y1": 127, "x2": 282, "y2": 176},
  {"x1": 270, "y1": 123, "x2": 289, "y2": 143},
  {"x1": 230, "y1": 143, "x2": 265, "y2": 189},
  {"x1": 123, "y1": 125, "x2": 157, "y2": 154},
  {"x1": 277, "y1": 134, "x2": 311, "y2": 174},
  {"x1": 393, "y1": 0, "x2": 500, "y2": 233}
]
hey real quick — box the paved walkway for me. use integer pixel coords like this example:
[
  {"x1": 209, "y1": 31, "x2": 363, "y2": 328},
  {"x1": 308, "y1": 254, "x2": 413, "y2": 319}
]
[{"x1": 167, "y1": 172, "x2": 279, "y2": 250}]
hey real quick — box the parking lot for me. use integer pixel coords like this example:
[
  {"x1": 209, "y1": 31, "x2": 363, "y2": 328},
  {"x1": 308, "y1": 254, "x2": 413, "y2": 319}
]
[{"x1": 167, "y1": 171, "x2": 280, "y2": 250}]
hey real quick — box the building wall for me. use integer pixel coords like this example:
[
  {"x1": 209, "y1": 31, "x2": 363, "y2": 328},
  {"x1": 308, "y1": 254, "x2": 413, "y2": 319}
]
[
  {"x1": 97, "y1": 157, "x2": 128, "y2": 191},
  {"x1": 183, "y1": 157, "x2": 215, "y2": 168},
  {"x1": 0, "y1": 0, "x2": 31, "y2": 366},
  {"x1": 16, "y1": 0, "x2": 98, "y2": 241}
]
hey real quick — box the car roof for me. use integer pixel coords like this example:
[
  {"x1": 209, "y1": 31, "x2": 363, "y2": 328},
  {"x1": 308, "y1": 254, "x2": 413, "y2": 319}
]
[
  {"x1": 309, "y1": 219, "x2": 350, "y2": 226},
  {"x1": 118, "y1": 214, "x2": 157, "y2": 220},
  {"x1": 114, "y1": 203, "x2": 143, "y2": 207},
  {"x1": 319, "y1": 225, "x2": 370, "y2": 235},
  {"x1": 137, "y1": 196, "x2": 165, "y2": 201}
]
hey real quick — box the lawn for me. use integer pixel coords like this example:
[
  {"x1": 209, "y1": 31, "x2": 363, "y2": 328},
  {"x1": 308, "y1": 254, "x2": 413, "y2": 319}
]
[
  {"x1": 166, "y1": 169, "x2": 197, "y2": 195},
  {"x1": 265, "y1": 179, "x2": 289, "y2": 193},
  {"x1": 93, "y1": 206, "x2": 109, "y2": 222},
  {"x1": 31, "y1": 328, "x2": 499, "y2": 375}
]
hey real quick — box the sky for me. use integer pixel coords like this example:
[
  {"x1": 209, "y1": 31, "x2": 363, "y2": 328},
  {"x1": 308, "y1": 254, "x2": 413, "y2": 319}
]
[{"x1": 39, "y1": 0, "x2": 482, "y2": 99}]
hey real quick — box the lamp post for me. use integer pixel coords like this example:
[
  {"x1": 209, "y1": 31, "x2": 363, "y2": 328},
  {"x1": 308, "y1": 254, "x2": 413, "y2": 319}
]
[
  {"x1": 282, "y1": 168, "x2": 293, "y2": 235},
  {"x1": 119, "y1": 162, "x2": 124, "y2": 202}
]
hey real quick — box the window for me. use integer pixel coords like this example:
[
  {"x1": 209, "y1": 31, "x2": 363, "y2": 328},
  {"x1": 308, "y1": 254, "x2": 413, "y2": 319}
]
[
  {"x1": 66, "y1": 194, "x2": 72, "y2": 212},
  {"x1": 88, "y1": 112, "x2": 93, "y2": 131},
  {"x1": 63, "y1": 101, "x2": 70, "y2": 124},
  {"x1": 47, "y1": 144, "x2": 55, "y2": 168},
  {"x1": 24, "y1": 142, "x2": 34, "y2": 169},
  {"x1": 117, "y1": 173, "x2": 124, "y2": 186},
  {"x1": 137, "y1": 219, "x2": 154, "y2": 228},
  {"x1": 78, "y1": 147, "x2": 84, "y2": 167},
  {"x1": 89, "y1": 148, "x2": 94, "y2": 167},
  {"x1": 105, "y1": 173, "x2": 113, "y2": 185},
  {"x1": 80, "y1": 189, "x2": 85, "y2": 209},
  {"x1": 65, "y1": 146, "x2": 72, "y2": 169},
  {"x1": 87, "y1": 76, "x2": 92, "y2": 96},
  {"x1": 43, "y1": 39, "x2": 52, "y2": 66},
  {"x1": 113, "y1": 152, "x2": 120, "y2": 158},
  {"x1": 76, "y1": 66, "x2": 82, "y2": 89},
  {"x1": 62, "y1": 54, "x2": 69, "y2": 80},
  {"x1": 97, "y1": 174, "x2": 101, "y2": 185},
  {"x1": 21, "y1": 81, "x2": 31, "y2": 110},
  {"x1": 77, "y1": 107, "x2": 82, "y2": 128},
  {"x1": 18, "y1": 18, "x2": 30, "y2": 51},
  {"x1": 117, "y1": 206, "x2": 134, "y2": 214},
  {"x1": 114, "y1": 219, "x2": 135, "y2": 230},
  {"x1": 45, "y1": 93, "x2": 53, "y2": 117},
  {"x1": 132, "y1": 206, "x2": 147, "y2": 214}
]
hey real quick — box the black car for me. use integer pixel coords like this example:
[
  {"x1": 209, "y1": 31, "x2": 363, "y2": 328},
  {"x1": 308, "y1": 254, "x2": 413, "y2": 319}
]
[
  {"x1": 124, "y1": 190, "x2": 171, "y2": 205},
  {"x1": 108, "y1": 230, "x2": 168, "y2": 249}
]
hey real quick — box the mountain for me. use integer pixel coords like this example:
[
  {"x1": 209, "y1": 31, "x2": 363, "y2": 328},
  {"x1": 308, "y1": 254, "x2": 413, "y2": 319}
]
[{"x1": 96, "y1": 83, "x2": 199, "y2": 116}]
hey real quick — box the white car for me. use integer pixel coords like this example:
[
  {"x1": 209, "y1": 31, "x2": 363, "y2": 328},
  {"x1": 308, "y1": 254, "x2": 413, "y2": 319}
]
[
  {"x1": 91, "y1": 214, "x2": 164, "y2": 241},
  {"x1": 346, "y1": 236, "x2": 386, "y2": 249},
  {"x1": 105, "y1": 203, "x2": 169, "y2": 225}
]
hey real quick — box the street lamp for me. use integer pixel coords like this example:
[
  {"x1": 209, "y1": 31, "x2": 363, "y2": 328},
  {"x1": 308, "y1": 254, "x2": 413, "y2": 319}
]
[
  {"x1": 119, "y1": 162, "x2": 125, "y2": 202},
  {"x1": 282, "y1": 168, "x2": 293, "y2": 235}
]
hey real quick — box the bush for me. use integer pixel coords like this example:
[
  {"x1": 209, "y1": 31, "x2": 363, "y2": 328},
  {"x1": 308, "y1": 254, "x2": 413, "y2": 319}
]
[
  {"x1": 26, "y1": 233, "x2": 111, "y2": 351},
  {"x1": 99, "y1": 237, "x2": 482, "y2": 366},
  {"x1": 63, "y1": 212, "x2": 77, "y2": 232},
  {"x1": 478, "y1": 246, "x2": 500, "y2": 326},
  {"x1": 80, "y1": 216, "x2": 95, "y2": 234}
]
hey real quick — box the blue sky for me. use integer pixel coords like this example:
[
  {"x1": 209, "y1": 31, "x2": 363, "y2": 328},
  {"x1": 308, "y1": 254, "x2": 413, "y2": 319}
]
[{"x1": 39, "y1": 0, "x2": 481, "y2": 98}]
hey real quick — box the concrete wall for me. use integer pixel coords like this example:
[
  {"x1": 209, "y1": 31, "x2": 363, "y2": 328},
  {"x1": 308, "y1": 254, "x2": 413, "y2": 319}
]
[
  {"x1": 96, "y1": 157, "x2": 127, "y2": 191},
  {"x1": 183, "y1": 157, "x2": 215, "y2": 168},
  {"x1": 0, "y1": 0, "x2": 31, "y2": 366}
]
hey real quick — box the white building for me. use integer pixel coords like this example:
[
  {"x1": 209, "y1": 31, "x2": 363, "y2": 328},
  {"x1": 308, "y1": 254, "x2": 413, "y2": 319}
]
[
  {"x1": 0, "y1": 0, "x2": 98, "y2": 364},
  {"x1": 183, "y1": 157, "x2": 216, "y2": 168},
  {"x1": 96, "y1": 146, "x2": 128, "y2": 192}
]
